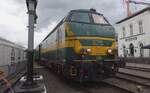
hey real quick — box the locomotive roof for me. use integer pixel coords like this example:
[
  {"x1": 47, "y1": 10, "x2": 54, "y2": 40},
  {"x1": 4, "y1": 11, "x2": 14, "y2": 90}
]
[{"x1": 70, "y1": 9, "x2": 103, "y2": 15}]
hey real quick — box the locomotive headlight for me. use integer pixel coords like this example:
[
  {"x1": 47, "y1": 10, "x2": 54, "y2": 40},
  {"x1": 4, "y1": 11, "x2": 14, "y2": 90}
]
[
  {"x1": 107, "y1": 49, "x2": 112, "y2": 54},
  {"x1": 86, "y1": 48, "x2": 91, "y2": 53}
]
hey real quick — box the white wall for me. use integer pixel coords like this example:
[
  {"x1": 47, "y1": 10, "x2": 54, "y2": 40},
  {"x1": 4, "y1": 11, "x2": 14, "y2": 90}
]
[
  {"x1": 0, "y1": 38, "x2": 26, "y2": 66},
  {"x1": 116, "y1": 10, "x2": 150, "y2": 57}
]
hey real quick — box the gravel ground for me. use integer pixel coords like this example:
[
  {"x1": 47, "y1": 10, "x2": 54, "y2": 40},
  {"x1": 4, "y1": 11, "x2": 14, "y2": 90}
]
[{"x1": 35, "y1": 67, "x2": 130, "y2": 93}]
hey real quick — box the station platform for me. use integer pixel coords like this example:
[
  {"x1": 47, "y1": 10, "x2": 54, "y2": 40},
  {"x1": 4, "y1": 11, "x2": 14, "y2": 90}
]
[
  {"x1": 119, "y1": 68, "x2": 150, "y2": 79},
  {"x1": 119, "y1": 62, "x2": 150, "y2": 79},
  {"x1": 126, "y1": 62, "x2": 150, "y2": 69}
]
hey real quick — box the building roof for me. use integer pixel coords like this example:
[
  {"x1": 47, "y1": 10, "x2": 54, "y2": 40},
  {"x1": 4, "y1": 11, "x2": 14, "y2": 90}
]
[
  {"x1": 0, "y1": 37, "x2": 25, "y2": 49},
  {"x1": 116, "y1": 7, "x2": 150, "y2": 24},
  {"x1": 0, "y1": 37, "x2": 15, "y2": 44}
]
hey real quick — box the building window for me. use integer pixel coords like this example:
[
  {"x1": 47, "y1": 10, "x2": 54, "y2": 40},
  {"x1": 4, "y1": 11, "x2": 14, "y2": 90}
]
[
  {"x1": 70, "y1": 12, "x2": 90, "y2": 23},
  {"x1": 138, "y1": 20, "x2": 143, "y2": 34},
  {"x1": 123, "y1": 45, "x2": 127, "y2": 57},
  {"x1": 122, "y1": 27, "x2": 126, "y2": 38},
  {"x1": 129, "y1": 24, "x2": 133, "y2": 36},
  {"x1": 11, "y1": 48, "x2": 15, "y2": 62},
  {"x1": 139, "y1": 43, "x2": 144, "y2": 57}
]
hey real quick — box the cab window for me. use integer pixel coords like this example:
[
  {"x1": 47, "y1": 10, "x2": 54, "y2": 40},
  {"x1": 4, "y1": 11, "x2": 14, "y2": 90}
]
[
  {"x1": 92, "y1": 13, "x2": 108, "y2": 24},
  {"x1": 70, "y1": 12, "x2": 90, "y2": 23}
]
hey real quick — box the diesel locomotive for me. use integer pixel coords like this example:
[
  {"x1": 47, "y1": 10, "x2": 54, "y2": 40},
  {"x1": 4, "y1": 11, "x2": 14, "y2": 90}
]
[{"x1": 35, "y1": 9, "x2": 125, "y2": 82}]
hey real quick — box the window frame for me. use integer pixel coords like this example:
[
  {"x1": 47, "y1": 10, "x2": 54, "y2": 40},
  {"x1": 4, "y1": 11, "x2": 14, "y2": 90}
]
[
  {"x1": 80, "y1": 39, "x2": 113, "y2": 46},
  {"x1": 139, "y1": 43, "x2": 144, "y2": 57},
  {"x1": 129, "y1": 24, "x2": 133, "y2": 36},
  {"x1": 90, "y1": 13, "x2": 109, "y2": 25},
  {"x1": 68, "y1": 11, "x2": 110, "y2": 25},
  {"x1": 138, "y1": 20, "x2": 143, "y2": 34},
  {"x1": 69, "y1": 11, "x2": 91, "y2": 23},
  {"x1": 122, "y1": 27, "x2": 126, "y2": 38}
]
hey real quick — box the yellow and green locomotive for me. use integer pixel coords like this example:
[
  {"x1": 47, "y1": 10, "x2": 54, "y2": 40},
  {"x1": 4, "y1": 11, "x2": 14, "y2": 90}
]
[{"x1": 35, "y1": 9, "x2": 125, "y2": 82}]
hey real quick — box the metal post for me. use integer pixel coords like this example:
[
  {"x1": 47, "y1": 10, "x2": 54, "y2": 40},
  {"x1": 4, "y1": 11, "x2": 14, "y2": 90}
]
[
  {"x1": 22, "y1": 0, "x2": 37, "y2": 87},
  {"x1": 13, "y1": 1, "x2": 46, "y2": 92},
  {"x1": 39, "y1": 45, "x2": 41, "y2": 60},
  {"x1": 27, "y1": 0, "x2": 35, "y2": 83}
]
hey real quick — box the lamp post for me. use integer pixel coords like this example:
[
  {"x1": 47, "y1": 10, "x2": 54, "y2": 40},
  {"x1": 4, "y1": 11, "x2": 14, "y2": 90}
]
[
  {"x1": 23, "y1": 0, "x2": 37, "y2": 87},
  {"x1": 13, "y1": 1, "x2": 46, "y2": 92}
]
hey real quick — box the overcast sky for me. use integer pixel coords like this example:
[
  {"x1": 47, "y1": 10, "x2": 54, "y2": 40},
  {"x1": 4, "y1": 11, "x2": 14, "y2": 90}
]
[{"x1": 0, "y1": 0, "x2": 149, "y2": 48}]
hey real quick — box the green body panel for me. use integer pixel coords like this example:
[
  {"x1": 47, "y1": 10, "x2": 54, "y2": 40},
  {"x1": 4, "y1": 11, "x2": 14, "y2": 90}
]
[
  {"x1": 80, "y1": 39, "x2": 113, "y2": 46},
  {"x1": 41, "y1": 48, "x2": 66, "y2": 61},
  {"x1": 41, "y1": 47, "x2": 114, "y2": 63},
  {"x1": 68, "y1": 22, "x2": 115, "y2": 38}
]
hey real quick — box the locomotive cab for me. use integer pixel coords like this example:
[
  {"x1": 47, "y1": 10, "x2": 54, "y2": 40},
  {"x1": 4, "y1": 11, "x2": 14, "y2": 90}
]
[
  {"x1": 63, "y1": 9, "x2": 123, "y2": 81},
  {"x1": 65, "y1": 9, "x2": 116, "y2": 61}
]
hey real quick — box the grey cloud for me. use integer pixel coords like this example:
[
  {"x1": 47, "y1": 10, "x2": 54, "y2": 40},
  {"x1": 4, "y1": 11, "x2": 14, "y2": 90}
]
[
  {"x1": 3, "y1": 0, "x2": 125, "y2": 47},
  {"x1": 15, "y1": 0, "x2": 124, "y2": 30},
  {"x1": 37, "y1": 0, "x2": 123, "y2": 30}
]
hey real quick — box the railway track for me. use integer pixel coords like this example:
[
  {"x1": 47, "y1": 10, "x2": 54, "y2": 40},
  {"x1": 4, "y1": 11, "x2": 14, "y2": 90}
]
[
  {"x1": 103, "y1": 69, "x2": 150, "y2": 93},
  {"x1": 68, "y1": 82, "x2": 97, "y2": 93},
  {"x1": 36, "y1": 67, "x2": 130, "y2": 93},
  {"x1": 35, "y1": 64, "x2": 150, "y2": 93},
  {"x1": 103, "y1": 77, "x2": 150, "y2": 93},
  {"x1": 117, "y1": 72, "x2": 150, "y2": 86},
  {"x1": 119, "y1": 68, "x2": 150, "y2": 80},
  {"x1": 67, "y1": 81, "x2": 130, "y2": 93},
  {"x1": 0, "y1": 70, "x2": 26, "y2": 93},
  {"x1": 125, "y1": 66, "x2": 150, "y2": 72},
  {"x1": 79, "y1": 66, "x2": 150, "y2": 93},
  {"x1": 0, "y1": 70, "x2": 25, "y2": 86}
]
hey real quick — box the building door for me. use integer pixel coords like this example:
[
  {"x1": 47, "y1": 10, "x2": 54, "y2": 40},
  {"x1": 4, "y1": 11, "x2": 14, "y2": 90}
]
[
  {"x1": 123, "y1": 46, "x2": 127, "y2": 57},
  {"x1": 129, "y1": 43, "x2": 134, "y2": 56}
]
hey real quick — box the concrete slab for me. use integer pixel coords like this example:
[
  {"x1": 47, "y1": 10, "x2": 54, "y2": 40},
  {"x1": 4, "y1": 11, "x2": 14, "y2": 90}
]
[
  {"x1": 119, "y1": 68, "x2": 150, "y2": 79},
  {"x1": 126, "y1": 63, "x2": 150, "y2": 69}
]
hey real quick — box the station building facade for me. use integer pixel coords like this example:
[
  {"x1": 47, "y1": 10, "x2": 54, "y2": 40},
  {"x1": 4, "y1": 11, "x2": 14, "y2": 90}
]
[{"x1": 116, "y1": 7, "x2": 150, "y2": 58}]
